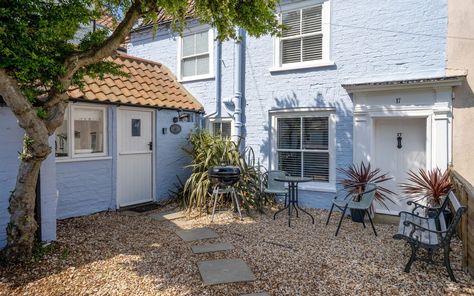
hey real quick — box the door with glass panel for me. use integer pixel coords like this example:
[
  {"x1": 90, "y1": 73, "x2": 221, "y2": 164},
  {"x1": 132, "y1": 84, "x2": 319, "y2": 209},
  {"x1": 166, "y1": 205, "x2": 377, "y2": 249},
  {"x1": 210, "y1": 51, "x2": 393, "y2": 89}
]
[{"x1": 117, "y1": 108, "x2": 153, "y2": 207}]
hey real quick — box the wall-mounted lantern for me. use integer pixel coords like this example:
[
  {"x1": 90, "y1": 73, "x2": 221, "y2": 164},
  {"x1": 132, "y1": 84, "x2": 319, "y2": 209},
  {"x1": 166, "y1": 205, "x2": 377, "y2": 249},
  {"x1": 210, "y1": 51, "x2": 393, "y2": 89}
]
[{"x1": 397, "y1": 133, "x2": 402, "y2": 149}]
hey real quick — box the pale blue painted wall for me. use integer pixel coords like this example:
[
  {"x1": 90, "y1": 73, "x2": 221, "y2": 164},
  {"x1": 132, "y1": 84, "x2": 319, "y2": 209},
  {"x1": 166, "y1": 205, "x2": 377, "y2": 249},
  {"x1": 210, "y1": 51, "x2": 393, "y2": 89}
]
[
  {"x1": 154, "y1": 109, "x2": 197, "y2": 200},
  {"x1": 0, "y1": 107, "x2": 23, "y2": 248},
  {"x1": 56, "y1": 105, "x2": 116, "y2": 219},
  {"x1": 0, "y1": 107, "x2": 57, "y2": 248},
  {"x1": 55, "y1": 105, "x2": 197, "y2": 218},
  {"x1": 129, "y1": 0, "x2": 449, "y2": 209}
]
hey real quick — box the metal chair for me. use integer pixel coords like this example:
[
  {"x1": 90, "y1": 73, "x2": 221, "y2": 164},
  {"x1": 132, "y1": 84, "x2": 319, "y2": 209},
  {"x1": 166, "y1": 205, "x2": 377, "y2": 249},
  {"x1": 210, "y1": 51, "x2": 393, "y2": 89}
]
[
  {"x1": 264, "y1": 170, "x2": 288, "y2": 205},
  {"x1": 326, "y1": 183, "x2": 378, "y2": 236}
]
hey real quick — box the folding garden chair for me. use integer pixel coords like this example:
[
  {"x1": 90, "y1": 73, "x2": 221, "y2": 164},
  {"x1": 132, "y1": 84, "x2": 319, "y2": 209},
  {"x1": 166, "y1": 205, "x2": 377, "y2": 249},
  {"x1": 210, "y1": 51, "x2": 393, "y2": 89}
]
[{"x1": 326, "y1": 183, "x2": 378, "y2": 236}]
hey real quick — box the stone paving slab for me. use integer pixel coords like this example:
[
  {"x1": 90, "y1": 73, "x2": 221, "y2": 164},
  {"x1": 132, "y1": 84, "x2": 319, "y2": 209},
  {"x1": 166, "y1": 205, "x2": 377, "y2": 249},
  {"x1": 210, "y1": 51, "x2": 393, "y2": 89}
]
[
  {"x1": 191, "y1": 242, "x2": 234, "y2": 254},
  {"x1": 198, "y1": 259, "x2": 256, "y2": 285},
  {"x1": 240, "y1": 293, "x2": 270, "y2": 296},
  {"x1": 175, "y1": 227, "x2": 219, "y2": 242},
  {"x1": 149, "y1": 210, "x2": 185, "y2": 221}
]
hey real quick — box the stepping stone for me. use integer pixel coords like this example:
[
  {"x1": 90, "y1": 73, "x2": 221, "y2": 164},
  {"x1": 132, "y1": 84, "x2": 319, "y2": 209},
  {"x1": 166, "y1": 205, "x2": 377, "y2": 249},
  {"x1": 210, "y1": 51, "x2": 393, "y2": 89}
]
[
  {"x1": 198, "y1": 259, "x2": 256, "y2": 285},
  {"x1": 149, "y1": 210, "x2": 185, "y2": 221},
  {"x1": 175, "y1": 227, "x2": 219, "y2": 242},
  {"x1": 240, "y1": 293, "x2": 270, "y2": 296},
  {"x1": 192, "y1": 242, "x2": 234, "y2": 254}
]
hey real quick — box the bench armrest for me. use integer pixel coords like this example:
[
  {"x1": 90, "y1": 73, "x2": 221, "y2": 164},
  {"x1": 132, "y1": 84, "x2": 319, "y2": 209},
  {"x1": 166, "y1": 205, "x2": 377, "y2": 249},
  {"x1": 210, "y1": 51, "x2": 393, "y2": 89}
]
[{"x1": 407, "y1": 200, "x2": 441, "y2": 215}]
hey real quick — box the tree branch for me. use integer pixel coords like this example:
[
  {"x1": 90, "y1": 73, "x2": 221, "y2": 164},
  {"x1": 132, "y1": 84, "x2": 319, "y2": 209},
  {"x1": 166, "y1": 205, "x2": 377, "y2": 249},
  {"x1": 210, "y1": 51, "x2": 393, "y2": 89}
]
[
  {"x1": 45, "y1": 0, "x2": 143, "y2": 132},
  {"x1": 0, "y1": 69, "x2": 50, "y2": 157}
]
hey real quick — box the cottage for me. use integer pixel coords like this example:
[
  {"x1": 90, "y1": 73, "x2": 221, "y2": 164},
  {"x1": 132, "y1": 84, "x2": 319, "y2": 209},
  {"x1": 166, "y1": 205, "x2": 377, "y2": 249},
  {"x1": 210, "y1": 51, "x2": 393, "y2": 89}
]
[
  {"x1": 128, "y1": 0, "x2": 465, "y2": 215},
  {"x1": 0, "y1": 52, "x2": 203, "y2": 248}
]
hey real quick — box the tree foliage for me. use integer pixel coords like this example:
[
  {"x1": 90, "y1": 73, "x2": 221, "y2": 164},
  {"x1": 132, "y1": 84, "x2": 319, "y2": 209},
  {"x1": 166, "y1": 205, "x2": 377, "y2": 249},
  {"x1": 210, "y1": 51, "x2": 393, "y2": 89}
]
[{"x1": 0, "y1": 0, "x2": 281, "y2": 262}]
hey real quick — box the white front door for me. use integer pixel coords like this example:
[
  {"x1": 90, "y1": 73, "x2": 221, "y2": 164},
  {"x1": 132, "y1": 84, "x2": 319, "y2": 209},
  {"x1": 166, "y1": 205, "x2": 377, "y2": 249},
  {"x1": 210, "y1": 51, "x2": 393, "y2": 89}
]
[
  {"x1": 373, "y1": 117, "x2": 426, "y2": 214},
  {"x1": 117, "y1": 108, "x2": 153, "y2": 207}
]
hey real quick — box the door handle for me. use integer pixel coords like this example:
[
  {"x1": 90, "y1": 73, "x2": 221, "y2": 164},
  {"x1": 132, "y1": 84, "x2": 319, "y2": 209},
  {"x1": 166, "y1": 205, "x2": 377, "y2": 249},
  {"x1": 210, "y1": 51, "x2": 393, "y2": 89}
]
[{"x1": 148, "y1": 141, "x2": 153, "y2": 151}]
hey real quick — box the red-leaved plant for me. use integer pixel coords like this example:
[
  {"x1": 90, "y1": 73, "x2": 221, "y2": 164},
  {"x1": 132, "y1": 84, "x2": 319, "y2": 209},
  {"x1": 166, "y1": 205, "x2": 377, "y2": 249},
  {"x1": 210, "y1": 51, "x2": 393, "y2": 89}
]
[
  {"x1": 400, "y1": 168, "x2": 451, "y2": 207},
  {"x1": 337, "y1": 162, "x2": 396, "y2": 209}
]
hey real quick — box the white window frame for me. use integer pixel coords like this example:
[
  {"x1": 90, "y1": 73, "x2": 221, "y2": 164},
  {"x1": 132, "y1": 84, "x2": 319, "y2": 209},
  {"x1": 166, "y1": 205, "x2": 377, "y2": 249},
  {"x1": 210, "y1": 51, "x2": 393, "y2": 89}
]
[
  {"x1": 271, "y1": 0, "x2": 333, "y2": 72},
  {"x1": 177, "y1": 25, "x2": 214, "y2": 82},
  {"x1": 270, "y1": 108, "x2": 336, "y2": 192},
  {"x1": 56, "y1": 103, "x2": 108, "y2": 161},
  {"x1": 209, "y1": 117, "x2": 233, "y2": 138}
]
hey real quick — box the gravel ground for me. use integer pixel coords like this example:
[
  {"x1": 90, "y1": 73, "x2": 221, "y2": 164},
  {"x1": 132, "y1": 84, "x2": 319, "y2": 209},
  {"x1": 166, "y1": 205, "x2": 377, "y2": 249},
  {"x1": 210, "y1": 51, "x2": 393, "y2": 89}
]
[{"x1": 1, "y1": 205, "x2": 473, "y2": 296}]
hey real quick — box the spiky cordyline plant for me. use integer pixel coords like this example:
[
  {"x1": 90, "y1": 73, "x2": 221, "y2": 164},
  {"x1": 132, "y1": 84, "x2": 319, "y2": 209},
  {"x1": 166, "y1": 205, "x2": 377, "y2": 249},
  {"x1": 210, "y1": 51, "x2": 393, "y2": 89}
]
[
  {"x1": 400, "y1": 168, "x2": 451, "y2": 207},
  {"x1": 337, "y1": 162, "x2": 396, "y2": 209},
  {"x1": 181, "y1": 130, "x2": 269, "y2": 214}
]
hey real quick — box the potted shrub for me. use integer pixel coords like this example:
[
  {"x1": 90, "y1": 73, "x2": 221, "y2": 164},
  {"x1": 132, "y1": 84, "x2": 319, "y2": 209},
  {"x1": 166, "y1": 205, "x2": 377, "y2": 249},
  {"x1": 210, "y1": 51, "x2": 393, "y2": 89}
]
[
  {"x1": 338, "y1": 162, "x2": 396, "y2": 222},
  {"x1": 400, "y1": 168, "x2": 452, "y2": 220}
]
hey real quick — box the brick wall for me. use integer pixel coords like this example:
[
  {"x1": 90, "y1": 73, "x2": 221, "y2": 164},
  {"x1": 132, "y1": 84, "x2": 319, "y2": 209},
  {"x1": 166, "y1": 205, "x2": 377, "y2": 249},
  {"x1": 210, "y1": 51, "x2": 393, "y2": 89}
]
[{"x1": 129, "y1": 0, "x2": 448, "y2": 208}]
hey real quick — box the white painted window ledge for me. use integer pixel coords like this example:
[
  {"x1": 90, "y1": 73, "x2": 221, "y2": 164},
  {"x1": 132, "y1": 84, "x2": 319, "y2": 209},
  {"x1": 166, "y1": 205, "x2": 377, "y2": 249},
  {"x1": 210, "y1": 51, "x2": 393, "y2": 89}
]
[
  {"x1": 298, "y1": 182, "x2": 336, "y2": 193},
  {"x1": 270, "y1": 60, "x2": 335, "y2": 73},
  {"x1": 178, "y1": 74, "x2": 215, "y2": 83},
  {"x1": 56, "y1": 156, "x2": 112, "y2": 163}
]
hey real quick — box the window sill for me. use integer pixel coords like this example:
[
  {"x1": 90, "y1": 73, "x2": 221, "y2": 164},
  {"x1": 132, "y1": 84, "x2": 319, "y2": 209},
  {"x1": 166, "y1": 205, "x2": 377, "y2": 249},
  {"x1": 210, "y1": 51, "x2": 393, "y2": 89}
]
[
  {"x1": 269, "y1": 60, "x2": 335, "y2": 73},
  {"x1": 56, "y1": 156, "x2": 112, "y2": 163},
  {"x1": 298, "y1": 182, "x2": 336, "y2": 193},
  {"x1": 179, "y1": 74, "x2": 214, "y2": 83}
]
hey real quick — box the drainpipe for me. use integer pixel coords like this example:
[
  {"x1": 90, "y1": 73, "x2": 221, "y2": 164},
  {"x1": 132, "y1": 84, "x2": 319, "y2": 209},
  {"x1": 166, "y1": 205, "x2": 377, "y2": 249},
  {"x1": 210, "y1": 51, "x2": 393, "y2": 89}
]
[
  {"x1": 233, "y1": 28, "x2": 245, "y2": 147},
  {"x1": 200, "y1": 38, "x2": 223, "y2": 129},
  {"x1": 216, "y1": 40, "x2": 222, "y2": 118}
]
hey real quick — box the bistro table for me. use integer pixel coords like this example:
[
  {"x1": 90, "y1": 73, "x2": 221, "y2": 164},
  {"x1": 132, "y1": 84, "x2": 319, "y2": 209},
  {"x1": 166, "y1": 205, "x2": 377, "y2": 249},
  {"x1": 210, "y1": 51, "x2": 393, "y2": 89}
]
[{"x1": 273, "y1": 175, "x2": 315, "y2": 227}]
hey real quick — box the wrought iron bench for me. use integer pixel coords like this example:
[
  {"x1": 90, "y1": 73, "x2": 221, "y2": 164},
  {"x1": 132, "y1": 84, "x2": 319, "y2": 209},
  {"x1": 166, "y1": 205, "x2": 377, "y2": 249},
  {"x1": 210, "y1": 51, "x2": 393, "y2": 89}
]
[{"x1": 393, "y1": 190, "x2": 467, "y2": 282}]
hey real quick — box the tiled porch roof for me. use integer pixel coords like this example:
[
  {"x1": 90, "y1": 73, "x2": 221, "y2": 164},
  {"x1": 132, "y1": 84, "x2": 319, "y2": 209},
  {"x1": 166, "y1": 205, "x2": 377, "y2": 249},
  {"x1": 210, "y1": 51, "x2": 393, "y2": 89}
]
[{"x1": 68, "y1": 52, "x2": 203, "y2": 112}]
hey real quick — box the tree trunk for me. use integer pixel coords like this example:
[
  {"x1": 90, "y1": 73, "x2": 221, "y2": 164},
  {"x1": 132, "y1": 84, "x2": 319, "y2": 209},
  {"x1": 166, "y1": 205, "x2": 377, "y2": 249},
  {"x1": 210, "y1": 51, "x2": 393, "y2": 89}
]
[{"x1": 4, "y1": 158, "x2": 44, "y2": 262}]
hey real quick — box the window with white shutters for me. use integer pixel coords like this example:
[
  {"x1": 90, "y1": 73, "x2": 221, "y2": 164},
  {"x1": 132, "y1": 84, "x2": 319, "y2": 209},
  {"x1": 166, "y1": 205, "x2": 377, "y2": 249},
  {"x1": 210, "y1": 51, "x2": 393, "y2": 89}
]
[
  {"x1": 276, "y1": 116, "x2": 330, "y2": 182},
  {"x1": 281, "y1": 5, "x2": 323, "y2": 65}
]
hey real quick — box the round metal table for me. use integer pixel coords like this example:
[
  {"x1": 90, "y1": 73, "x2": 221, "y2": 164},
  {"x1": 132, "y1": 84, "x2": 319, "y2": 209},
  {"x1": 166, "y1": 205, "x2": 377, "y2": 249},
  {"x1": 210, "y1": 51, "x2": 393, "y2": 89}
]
[{"x1": 273, "y1": 176, "x2": 315, "y2": 227}]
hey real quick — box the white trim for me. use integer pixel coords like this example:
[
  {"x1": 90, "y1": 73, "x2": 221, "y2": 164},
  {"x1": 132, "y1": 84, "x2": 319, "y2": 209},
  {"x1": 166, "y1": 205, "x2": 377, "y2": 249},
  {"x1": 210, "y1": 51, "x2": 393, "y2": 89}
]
[
  {"x1": 272, "y1": 0, "x2": 331, "y2": 71},
  {"x1": 55, "y1": 102, "x2": 109, "y2": 161},
  {"x1": 71, "y1": 104, "x2": 108, "y2": 158},
  {"x1": 179, "y1": 73, "x2": 215, "y2": 83},
  {"x1": 56, "y1": 156, "x2": 113, "y2": 163},
  {"x1": 116, "y1": 107, "x2": 155, "y2": 208},
  {"x1": 269, "y1": 60, "x2": 334, "y2": 73},
  {"x1": 278, "y1": 0, "x2": 327, "y2": 12},
  {"x1": 269, "y1": 107, "x2": 336, "y2": 114},
  {"x1": 269, "y1": 109, "x2": 336, "y2": 192},
  {"x1": 351, "y1": 87, "x2": 454, "y2": 215},
  {"x1": 209, "y1": 117, "x2": 234, "y2": 137},
  {"x1": 177, "y1": 25, "x2": 214, "y2": 82}
]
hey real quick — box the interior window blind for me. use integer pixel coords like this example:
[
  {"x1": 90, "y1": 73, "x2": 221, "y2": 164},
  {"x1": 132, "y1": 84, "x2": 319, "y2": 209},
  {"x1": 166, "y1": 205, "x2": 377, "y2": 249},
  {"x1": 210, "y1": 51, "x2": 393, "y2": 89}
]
[{"x1": 277, "y1": 116, "x2": 329, "y2": 181}]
